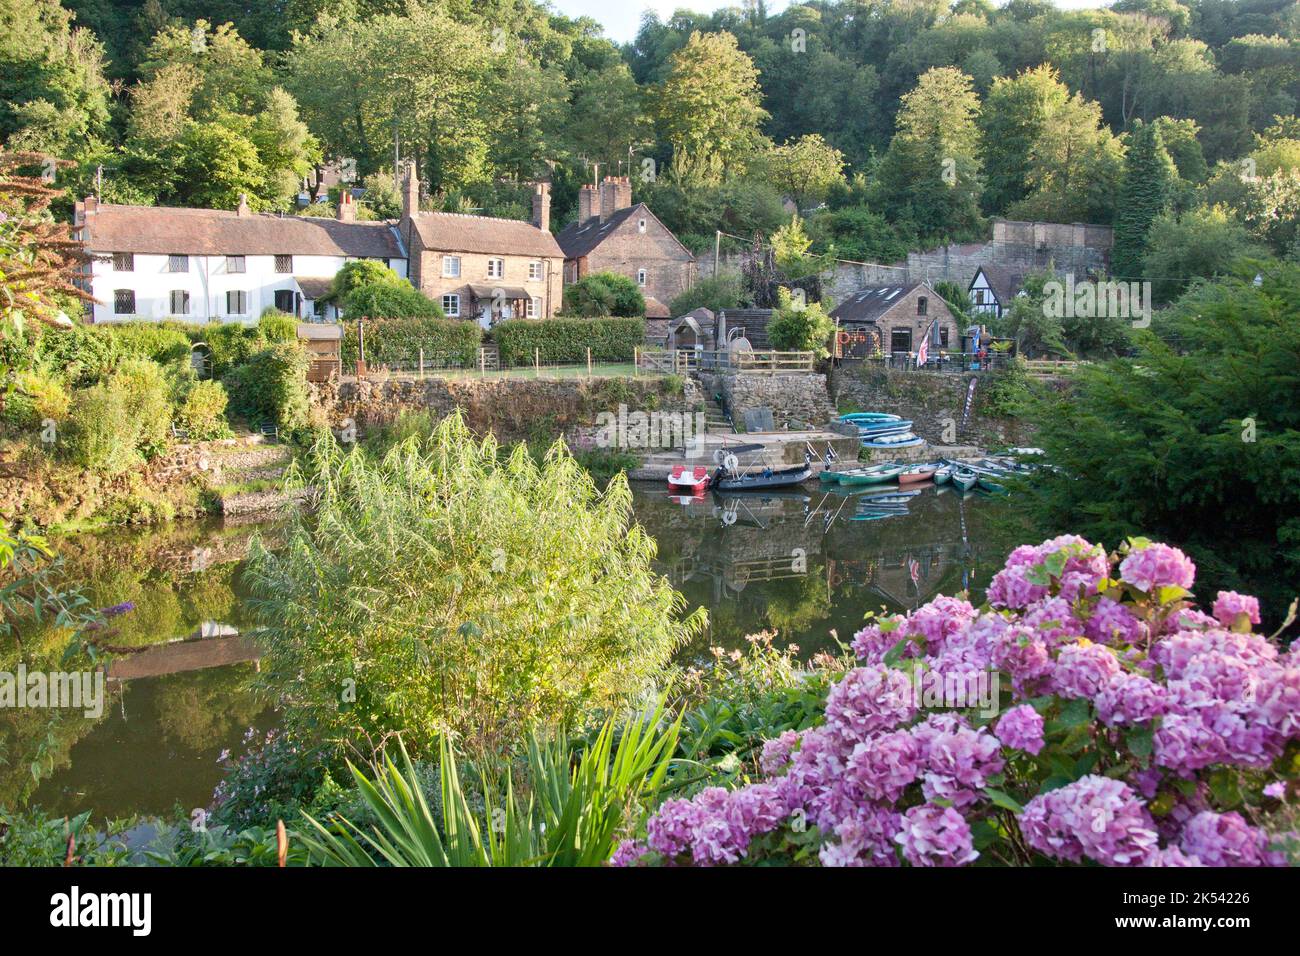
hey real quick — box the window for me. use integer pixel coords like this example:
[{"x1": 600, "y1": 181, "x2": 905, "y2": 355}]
[
  {"x1": 487, "y1": 258, "x2": 504, "y2": 279},
  {"x1": 275, "y1": 254, "x2": 293, "y2": 274},
  {"x1": 113, "y1": 289, "x2": 135, "y2": 314},
  {"x1": 227, "y1": 255, "x2": 246, "y2": 274},
  {"x1": 442, "y1": 294, "x2": 460, "y2": 317},
  {"x1": 526, "y1": 297, "x2": 540, "y2": 319},
  {"x1": 890, "y1": 328, "x2": 913, "y2": 353},
  {"x1": 917, "y1": 296, "x2": 928, "y2": 316},
  {"x1": 112, "y1": 252, "x2": 134, "y2": 272},
  {"x1": 274, "y1": 289, "x2": 296, "y2": 313},
  {"x1": 636, "y1": 269, "x2": 647, "y2": 287},
  {"x1": 168, "y1": 254, "x2": 188, "y2": 273},
  {"x1": 169, "y1": 290, "x2": 190, "y2": 315},
  {"x1": 528, "y1": 261, "x2": 543, "y2": 281},
  {"x1": 939, "y1": 326, "x2": 950, "y2": 348},
  {"x1": 226, "y1": 290, "x2": 248, "y2": 315},
  {"x1": 443, "y1": 256, "x2": 461, "y2": 278},
  {"x1": 638, "y1": 218, "x2": 647, "y2": 233}
]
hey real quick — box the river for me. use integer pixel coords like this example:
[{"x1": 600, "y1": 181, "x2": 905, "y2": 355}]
[{"x1": 12, "y1": 483, "x2": 1014, "y2": 821}]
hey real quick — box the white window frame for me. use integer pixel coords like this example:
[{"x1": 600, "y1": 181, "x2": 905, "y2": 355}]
[
  {"x1": 442, "y1": 294, "x2": 460, "y2": 317},
  {"x1": 636, "y1": 269, "x2": 647, "y2": 287},
  {"x1": 526, "y1": 297, "x2": 540, "y2": 319},
  {"x1": 169, "y1": 289, "x2": 191, "y2": 315},
  {"x1": 638, "y1": 218, "x2": 647, "y2": 233},
  {"x1": 226, "y1": 290, "x2": 248, "y2": 315},
  {"x1": 528, "y1": 260, "x2": 543, "y2": 281},
  {"x1": 487, "y1": 258, "x2": 504, "y2": 279},
  {"x1": 227, "y1": 255, "x2": 246, "y2": 274},
  {"x1": 443, "y1": 255, "x2": 461, "y2": 278}
]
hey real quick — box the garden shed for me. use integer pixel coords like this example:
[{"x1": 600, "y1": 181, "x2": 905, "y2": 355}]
[{"x1": 297, "y1": 322, "x2": 343, "y2": 382}]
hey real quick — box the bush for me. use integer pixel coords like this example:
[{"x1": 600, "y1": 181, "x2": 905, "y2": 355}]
[
  {"x1": 619, "y1": 536, "x2": 1300, "y2": 868},
  {"x1": 176, "y1": 379, "x2": 232, "y2": 440},
  {"x1": 341, "y1": 316, "x2": 481, "y2": 368},
  {"x1": 1, "y1": 369, "x2": 71, "y2": 430},
  {"x1": 330, "y1": 259, "x2": 401, "y2": 302},
  {"x1": 204, "y1": 323, "x2": 265, "y2": 378},
  {"x1": 493, "y1": 316, "x2": 644, "y2": 366},
  {"x1": 257, "y1": 311, "x2": 299, "y2": 344},
  {"x1": 563, "y1": 271, "x2": 646, "y2": 318},
  {"x1": 64, "y1": 383, "x2": 141, "y2": 475},
  {"x1": 668, "y1": 274, "x2": 744, "y2": 317},
  {"x1": 109, "y1": 357, "x2": 172, "y2": 458},
  {"x1": 766, "y1": 287, "x2": 835, "y2": 357},
  {"x1": 104, "y1": 321, "x2": 197, "y2": 364},
  {"x1": 34, "y1": 323, "x2": 120, "y2": 387},
  {"x1": 223, "y1": 342, "x2": 310, "y2": 433},
  {"x1": 342, "y1": 280, "x2": 443, "y2": 320},
  {"x1": 245, "y1": 412, "x2": 705, "y2": 755}
]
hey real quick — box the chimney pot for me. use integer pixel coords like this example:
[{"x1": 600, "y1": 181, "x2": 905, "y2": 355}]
[
  {"x1": 532, "y1": 181, "x2": 551, "y2": 233},
  {"x1": 337, "y1": 189, "x2": 356, "y2": 222},
  {"x1": 236, "y1": 193, "x2": 250, "y2": 217}
]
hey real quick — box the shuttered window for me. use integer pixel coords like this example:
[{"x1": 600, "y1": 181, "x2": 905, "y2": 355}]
[{"x1": 169, "y1": 290, "x2": 190, "y2": 315}]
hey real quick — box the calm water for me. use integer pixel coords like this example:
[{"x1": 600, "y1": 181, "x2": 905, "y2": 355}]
[{"x1": 14, "y1": 484, "x2": 1012, "y2": 820}]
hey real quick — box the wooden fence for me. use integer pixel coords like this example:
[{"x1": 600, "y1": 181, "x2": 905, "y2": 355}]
[{"x1": 638, "y1": 349, "x2": 816, "y2": 375}]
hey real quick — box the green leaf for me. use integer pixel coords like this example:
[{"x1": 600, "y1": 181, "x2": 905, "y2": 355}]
[{"x1": 983, "y1": 787, "x2": 1025, "y2": 814}]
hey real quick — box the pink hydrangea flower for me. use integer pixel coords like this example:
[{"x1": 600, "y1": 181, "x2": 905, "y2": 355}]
[
  {"x1": 1119, "y1": 542, "x2": 1195, "y2": 592},
  {"x1": 895, "y1": 805, "x2": 979, "y2": 867},
  {"x1": 995, "y1": 704, "x2": 1045, "y2": 754},
  {"x1": 1095, "y1": 672, "x2": 1167, "y2": 726},
  {"x1": 1020, "y1": 776, "x2": 1160, "y2": 866},
  {"x1": 1212, "y1": 591, "x2": 1261, "y2": 628},
  {"x1": 1052, "y1": 641, "x2": 1122, "y2": 699},
  {"x1": 823, "y1": 665, "x2": 917, "y2": 744},
  {"x1": 1179, "y1": 811, "x2": 1284, "y2": 867},
  {"x1": 760, "y1": 730, "x2": 801, "y2": 776}
]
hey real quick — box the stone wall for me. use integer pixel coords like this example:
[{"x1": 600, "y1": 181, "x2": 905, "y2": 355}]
[
  {"x1": 700, "y1": 371, "x2": 836, "y2": 429},
  {"x1": 311, "y1": 374, "x2": 699, "y2": 444},
  {"x1": 828, "y1": 365, "x2": 1036, "y2": 449}
]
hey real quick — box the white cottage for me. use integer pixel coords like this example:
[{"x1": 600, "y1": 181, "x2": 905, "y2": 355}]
[{"x1": 74, "y1": 192, "x2": 408, "y2": 325}]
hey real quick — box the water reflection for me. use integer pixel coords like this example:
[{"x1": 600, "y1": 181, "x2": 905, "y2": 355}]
[
  {"x1": 11, "y1": 483, "x2": 1011, "y2": 820},
  {"x1": 636, "y1": 484, "x2": 1009, "y2": 663}
]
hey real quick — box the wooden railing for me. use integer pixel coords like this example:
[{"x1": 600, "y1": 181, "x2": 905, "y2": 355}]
[
  {"x1": 1022, "y1": 359, "x2": 1084, "y2": 377},
  {"x1": 639, "y1": 349, "x2": 816, "y2": 374}
]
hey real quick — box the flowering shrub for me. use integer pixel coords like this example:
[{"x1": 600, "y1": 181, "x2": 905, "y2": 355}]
[{"x1": 616, "y1": 536, "x2": 1299, "y2": 867}]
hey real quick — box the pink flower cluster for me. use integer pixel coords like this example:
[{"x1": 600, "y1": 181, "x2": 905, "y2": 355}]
[{"x1": 616, "y1": 537, "x2": 1296, "y2": 868}]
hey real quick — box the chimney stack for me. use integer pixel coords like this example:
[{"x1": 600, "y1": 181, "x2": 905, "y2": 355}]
[
  {"x1": 599, "y1": 176, "x2": 632, "y2": 221},
  {"x1": 532, "y1": 182, "x2": 551, "y2": 233},
  {"x1": 236, "y1": 193, "x2": 250, "y2": 217},
  {"x1": 337, "y1": 189, "x2": 357, "y2": 222},
  {"x1": 401, "y1": 161, "x2": 420, "y2": 227},
  {"x1": 578, "y1": 184, "x2": 598, "y2": 225}
]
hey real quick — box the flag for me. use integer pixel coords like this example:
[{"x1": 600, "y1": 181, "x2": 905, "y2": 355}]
[
  {"x1": 916, "y1": 319, "x2": 936, "y2": 366},
  {"x1": 909, "y1": 557, "x2": 920, "y2": 586}
]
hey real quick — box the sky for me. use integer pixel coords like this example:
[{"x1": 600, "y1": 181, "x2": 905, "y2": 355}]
[{"x1": 550, "y1": 0, "x2": 1111, "y2": 45}]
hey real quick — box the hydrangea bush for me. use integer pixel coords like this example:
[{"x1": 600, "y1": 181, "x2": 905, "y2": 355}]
[{"x1": 615, "y1": 537, "x2": 1299, "y2": 867}]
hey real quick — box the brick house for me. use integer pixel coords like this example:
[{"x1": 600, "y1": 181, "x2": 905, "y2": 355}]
[
  {"x1": 828, "y1": 282, "x2": 959, "y2": 359},
  {"x1": 400, "y1": 164, "x2": 564, "y2": 329},
  {"x1": 556, "y1": 176, "x2": 695, "y2": 319}
]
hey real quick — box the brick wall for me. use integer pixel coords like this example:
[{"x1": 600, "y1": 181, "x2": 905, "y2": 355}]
[
  {"x1": 410, "y1": 237, "x2": 563, "y2": 319},
  {"x1": 580, "y1": 213, "x2": 695, "y2": 313}
]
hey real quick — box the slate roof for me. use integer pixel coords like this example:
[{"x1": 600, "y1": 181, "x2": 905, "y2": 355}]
[
  {"x1": 409, "y1": 211, "x2": 563, "y2": 259},
  {"x1": 79, "y1": 203, "x2": 405, "y2": 259},
  {"x1": 555, "y1": 203, "x2": 694, "y2": 261},
  {"x1": 969, "y1": 265, "x2": 1024, "y2": 304},
  {"x1": 829, "y1": 283, "x2": 924, "y2": 324}
]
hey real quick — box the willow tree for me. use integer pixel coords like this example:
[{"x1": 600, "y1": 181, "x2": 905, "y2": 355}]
[{"x1": 246, "y1": 413, "x2": 705, "y2": 756}]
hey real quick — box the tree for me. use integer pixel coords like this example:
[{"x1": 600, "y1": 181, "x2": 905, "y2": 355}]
[
  {"x1": 1142, "y1": 205, "x2": 1266, "y2": 303},
  {"x1": 329, "y1": 259, "x2": 402, "y2": 303},
  {"x1": 763, "y1": 134, "x2": 847, "y2": 208},
  {"x1": 766, "y1": 286, "x2": 835, "y2": 358},
  {"x1": 562, "y1": 62, "x2": 651, "y2": 174},
  {"x1": 668, "y1": 273, "x2": 743, "y2": 317},
  {"x1": 769, "y1": 214, "x2": 832, "y2": 281},
  {"x1": 875, "y1": 67, "x2": 984, "y2": 241},
  {"x1": 564, "y1": 272, "x2": 645, "y2": 318},
  {"x1": 0, "y1": 0, "x2": 111, "y2": 158},
  {"x1": 1112, "y1": 119, "x2": 1177, "y2": 280},
  {"x1": 342, "y1": 280, "x2": 442, "y2": 320},
  {"x1": 1019, "y1": 265, "x2": 1300, "y2": 618},
  {"x1": 652, "y1": 31, "x2": 769, "y2": 186}
]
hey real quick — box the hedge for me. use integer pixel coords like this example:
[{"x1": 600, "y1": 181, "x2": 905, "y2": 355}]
[
  {"x1": 342, "y1": 317, "x2": 482, "y2": 368},
  {"x1": 492, "y1": 317, "x2": 645, "y2": 366}
]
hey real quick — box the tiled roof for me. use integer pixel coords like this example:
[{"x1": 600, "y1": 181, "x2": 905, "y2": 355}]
[
  {"x1": 79, "y1": 203, "x2": 405, "y2": 259},
  {"x1": 294, "y1": 277, "x2": 335, "y2": 300},
  {"x1": 829, "y1": 283, "x2": 924, "y2": 324},
  {"x1": 644, "y1": 295, "x2": 670, "y2": 318},
  {"x1": 410, "y1": 211, "x2": 563, "y2": 259},
  {"x1": 969, "y1": 265, "x2": 1023, "y2": 304}
]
